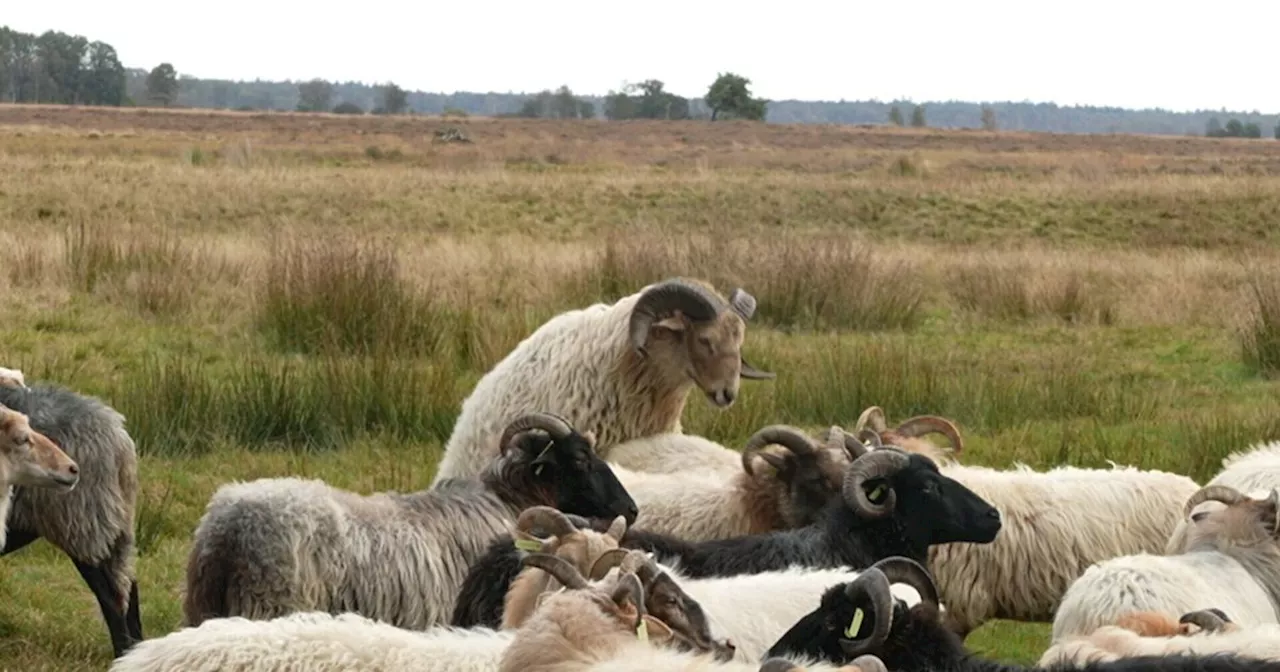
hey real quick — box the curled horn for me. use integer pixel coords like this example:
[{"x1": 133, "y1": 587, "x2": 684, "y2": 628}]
[
  {"x1": 894, "y1": 416, "x2": 964, "y2": 455},
  {"x1": 868, "y1": 556, "x2": 939, "y2": 612},
  {"x1": 628, "y1": 279, "x2": 723, "y2": 355},
  {"x1": 1184, "y1": 485, "x2": 1247, "y2": 517},
  {"x1": 589, "y1": 548, "x2": 633, "y2": 580},
  {"x1": 1179, "y1": 609, "x2": 1233, "y2": 633},
  {"x1": 499, "y1": 412, "x2": 574, "y2": 455},
  {"x1": 610, "y1": 572, "x2": 648, "y2": 631},
  {"x1": 741, "y1": 425, "x2": 817, "y2": 476},
  {"x1": 825, "y1": 425, "x2": 869, "y2": 460},
  {"x1": 858, "y1": 429, "x2": 884, "y2": 450},
  {"x1": 838, "y1": 568, "x2": 895, "y2": 657},
  {"x1": 842, "y1": 448, "x2": 911, "y2": 519},
  {"x1": 850, "y1": 655, "x2": 890, "y2": 672},
  {"x1": 619, "y1": 549, "x2": 661, "y2": 585},
  {"x1": 563, "y1": 513, "x2": 593, "y2": 529},
  {"x1": 855, "y1": 407, "x2": 889, "y2": 434},
  {"x1": 516, "y1": 506, "x2": 578, "y2": 539},
  {"x1": 520, "y1": 552, "x2": 590, "y2": 591}
]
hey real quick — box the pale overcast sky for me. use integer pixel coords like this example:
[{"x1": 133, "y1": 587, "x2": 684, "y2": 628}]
[{"x1": 6, "y1": 0, "x2": 1278, "y2": 112}]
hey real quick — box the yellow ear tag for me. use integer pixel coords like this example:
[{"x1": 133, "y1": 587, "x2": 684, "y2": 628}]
[
  {"x1": 513, "y1": 538, "x2": 542, "y2": 552},
  {"x1": 636, "y1": 619, "x2": 649, "y2": 642},
  {"x1": 868, "y1": 486, "x2": 885, "y2": 503},
  {"x1": 845, "y1": 608, "x2": 864, "y2": 638}
]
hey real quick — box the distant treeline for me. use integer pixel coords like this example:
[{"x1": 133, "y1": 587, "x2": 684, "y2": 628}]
[{"x1": 4, "y1": 24, "x2": 1278, "y2": 138}]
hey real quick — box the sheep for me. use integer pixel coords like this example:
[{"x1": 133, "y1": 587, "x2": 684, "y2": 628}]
[
  {"x1": 1, "y1": 404, "x2": 81, "y2": 548},
  {"x1": 1051, "y1": 484, "x2": 1280, "y2": 643},
  {"x1": 1038, "y1": 608, "x2": 1280, "y2": 666},
  {"x1": 612, "y1": 424, "x2": 864, "y2": 542},
  {"x1": 495, "y1": 548, "x2": 882, "y2": 672},
  {"x1": 181, "y1": 412, "x2": 638, "y2": 631},
  {"x1": 434, "y1": 277, "x2": 776, "y2": 484},
  {"x1": 606, "y1": 431, "x2": 746, "y2": 478},
  {"x1": 1166, "y1": 441, "x2": 1280, "y2": 554},
  {"x1": 113, "y1": 550, "x2": 726, "y2": 672},
  {"x1": 0, "y1": 366, "x2": 27, "y2": 389},
  {"x1": 844, "y1": 406, "x2": 1203, "y2": 637},
  {"x1": 616, "y1": 445, "x2": 1002, "y2": 578},
  {"x1": 0, "y1": 382, "x2": 142, "y2": 658},
  {"x1": 766, "y1": 555, "x2": 1275, "y2": 672}
]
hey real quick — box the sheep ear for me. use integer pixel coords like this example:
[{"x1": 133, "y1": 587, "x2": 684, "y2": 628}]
[
  {"x1": 748, "y1": 451, "x2": 791, "y2": 478},
  {"x1": 652, "y1": 314, "x2": 686, "y2": 334},
  {"x1": 1267, "y1": 489, "x2": 1280, "y2": 536}
]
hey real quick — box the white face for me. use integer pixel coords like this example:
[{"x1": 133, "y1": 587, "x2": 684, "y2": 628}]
[{"x1": 0, "y1": 367, "x2": 26, "y2": 389}]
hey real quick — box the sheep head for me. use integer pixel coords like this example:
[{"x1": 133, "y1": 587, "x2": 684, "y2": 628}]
[
  {"x1": 0, "y1": 405, "x2": 79, "y2": 491},
  {"x1": 841, "y1": 446, "x2": 1001, "y2": 549},
  {"x1": 627, "y1": 278, "x2": 774, "y2": 410},
  {"x1": 741, "y1": 424, "x2": 864, "y2": 529},
  {"x1": 496, "y1": 412, "x2": 638, "y2": 526},
  {"x1": 0, "y1": 367, "x2": 26, "y2": 389},
  {"x1": 1180, "y1": 484, "x2": 1280, "y2": 552},
  {"x1": 854, "y1": 406, "x2": 962, "y2": 466},
  {"x1": 758, "y1": 657, "x2": 889, "y2": 672}
]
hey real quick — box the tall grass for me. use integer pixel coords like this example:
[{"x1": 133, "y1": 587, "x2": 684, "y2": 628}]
[{"x1": 1241, "y1": 273, "x2": 1280, "y2": 378}]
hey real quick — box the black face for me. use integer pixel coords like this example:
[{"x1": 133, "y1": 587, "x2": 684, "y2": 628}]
[
  {"x1": 881, "y1": 455, "x2": 1001, "y2": 548},
  {"x1": 765, "y1": 582, "x2": 907, "y2": 664},
  {"x1": 520, "y1": 433, "x2": 638, "y2": 526},
  {"x1": 782, "y1": 455, "x2": 845, "y2": 528}
]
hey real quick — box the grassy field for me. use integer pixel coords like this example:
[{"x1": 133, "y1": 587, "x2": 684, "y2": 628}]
[{"x1": 3, "y1": 103, "x2": 1280, "y2": 670}]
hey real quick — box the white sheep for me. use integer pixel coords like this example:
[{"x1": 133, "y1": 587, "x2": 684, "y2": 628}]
[
  {"x1": 1, "y1": 404, "x2": 80, "y2": 548},
  {"x1": 0, "y1": 367, "x2": 27, "y2": 389},
  {"x1": 1050, "y1": 485, "x2": 1280, "y2": 642},
  {"x1": 433, "y1": 277, "x2": 775, "y2": 485},
  {"x1": 607, "y1": 432, "x2": 745, "y2": 478},
  {"x1": 1166, "y1": 440, "x2": 1280, "y2": 554},
  {"x1": 181, "y1": 412, "x2": 637, "y2": 630},
  {"x1": 851, "y1": 406, "x2": 1201, "y2": 637},
  {"x1": 1038, "y1": 609, "x2": 1280, "y2": 665}
]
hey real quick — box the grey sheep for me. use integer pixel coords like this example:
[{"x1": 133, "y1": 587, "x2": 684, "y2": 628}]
[{"x1": 0, "y1": 382, "x2": 142, "y2": 658}]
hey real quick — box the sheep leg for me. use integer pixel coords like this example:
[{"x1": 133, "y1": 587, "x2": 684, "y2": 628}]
[
  {"x1": 72, "y1": 558, "x2": 136, "y2": 658},
  {"x1": 0, "y1": 529, "x2": 40, "y2": 555},
  {"x1": 126, "y1": 579, "x2": 144, "y2": 640}
]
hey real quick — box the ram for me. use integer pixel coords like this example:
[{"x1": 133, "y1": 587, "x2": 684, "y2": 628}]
[
  {"x1": 1, "y1": 404, "x2": 80, "y2": 546},
  {"x1": 0, "y1": 382, "x2": 142, "y2": 658},
  {"x1": 495, "y1": 549, "x2": 883, "y2": 672},
  {"x1": 1166, "y1": 440, "x2": 1280, "y2": 554},
  {"x1": 1038, "y1": 608, "x2": 1280, "y2": 666},
  {"x1": 113, "y1": 551, "x2": 725, "y2": 672},
  {"x1": 182, "y1": 412, "x2": 638, "y2": 630},
  {"x1": 1051, "y1": 485, "x2": 1280, "y2": 642},
  {"x1": 614, "y1": 425, "x2": 863, "y2": 542},
  {"x1": 434, "y1": 277, "x2": 775, "y2": 484},
  {"x1": 848, "y1": 406, "x2": 1201, "y2": 637},
  {"x1": 618, "y1": 445, "x2": 1002, "y2": 578},
  {"x1": 766, "y1": 555, "x2": 1274, "y2": 672}
]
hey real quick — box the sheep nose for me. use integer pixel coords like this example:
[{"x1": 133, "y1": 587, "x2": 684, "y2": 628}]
[{"x1": 67, "y1": 464, "x2": 79, "y2": 475}]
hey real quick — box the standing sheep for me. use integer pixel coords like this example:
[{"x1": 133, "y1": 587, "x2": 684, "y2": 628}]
[
  {"x1": 2, "y1": 404, "x2": 81, "y2": 546},
  {"x1": 434, "y1": 277, "x2": 775, "y2": 484},
  {"x1": 0, "y1": 382, "x2": 142, "y2": 658},
  {"x1": 182, "y1": 412, "x2": 638, "y2": 630}
]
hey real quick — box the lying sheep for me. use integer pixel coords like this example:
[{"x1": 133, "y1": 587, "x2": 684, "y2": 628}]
[
  {"x1": 844, "y1": 406, "x2": 1202, "y2": 637},
  {"x1": 0, "y1": 367, "x2": 26, "y2": 389},
  {"x1": 1038, "y1": 608, "x2": 1280, "y2": 666},
  {"x1": 434, "y1": 277, "x2": 775, "y2": 484},
  {"x1": 767, "y1": 555, "x2": 1274, "y2": 672},
  {"x1": 618, "y1": 446, "x2": 1002, "y2": 578},
  {"x1": 607, "y1": 431, "x2": 746, "y2": 478},
  {"x1": 613, "y1": 425, "x2": 862, "y2": 542},
  {"x1": 496, "y1": 549, "x2": 880, "y2": 672},
  {"x1": 182, "y1": 412, "x2": 638, "y2": 630},
  {"x1": 115, "y1": 551, "x2": 725, "y2": 672},
  {"x1": 1, "y1": 404, "x2": 81, "y2": 547},
  {"x1": 0, "y1": 382, "x2": 142, "y2": 658},
  {"x1": 1051, "y1": 485, "x2": 1280, "y2": 642},
  {"x1": 1166, "y1": 440, "x2": 1280, "y2": 554}
]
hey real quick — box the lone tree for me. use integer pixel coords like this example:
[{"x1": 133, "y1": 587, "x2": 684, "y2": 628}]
[
  {"x1": 981, "y1": 104, "x2": 998, "y2": 131},
  {"x1": 296, "y1": 79, "x2": 333, "y2": 112},
  {"x1": 910, "y1": 104, "x2": 927, "y2": 127},
  {"x1": 145, "y1": 63, "x2": 179, "y2": 106},
  {"x1": 888, "y1": 106, "x2": 904, "y2": 126},
  {"x1": 378, "y1": 82, "x2": 408, "y2": 115},
  {"x1": 705, "y1": 72, "x2": 767, "y2": 121}
]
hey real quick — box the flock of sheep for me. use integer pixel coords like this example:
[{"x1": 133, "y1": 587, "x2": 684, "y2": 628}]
[{"x1": 3, "y1": 277, "x2": 1280, "y2": 671}]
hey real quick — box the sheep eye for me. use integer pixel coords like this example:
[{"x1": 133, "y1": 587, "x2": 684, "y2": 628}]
[
  {"x1": 1191, "y1": 512, "x2": 1209, "y2": 523},
  {"x1": 15, "y1": 434, "x2": 29, "y2": 446}
]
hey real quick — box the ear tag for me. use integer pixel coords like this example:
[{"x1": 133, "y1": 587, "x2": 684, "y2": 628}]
[
  {"x1": 513, "y1": 538, "x2": 542, "y2": 552},
  {"x1": 844, "y1": 608, "x2": 865, "y2": 638},
  {"x1": 636, "y1": 618, "x2": 649, "y2": 642},
  {"x1": 868, "y1": 485, "x2": 885, "y2": 503}
]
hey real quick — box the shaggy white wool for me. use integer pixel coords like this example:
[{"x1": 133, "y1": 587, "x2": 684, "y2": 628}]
[
  {"x1": 1166, "y1": 441, "x2": 1280, "y2": 554},
  {"x1": 108, "y1": 611, "x2": 510, "y2": 672},
  {"x1": 925, "y1": 462, "x2": 1200, "y2": 634},
  {"x1": 613, "y1": 466, "x2": 753, "y2": 541},
  {"x1": 1039, "y1": 621, "x2": 1280, "y2": 666},
  {"x1": 607, "y1": 432, "x2": 743, "y2": 478},
  {"x1": 1050, "y1": 550, "x2": 1279, "y2": 641}
]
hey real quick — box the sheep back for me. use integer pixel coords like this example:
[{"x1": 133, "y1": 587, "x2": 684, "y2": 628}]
[
  {"x1": 0, "y1": 383, "x2": 138, "y2": 600},
  {"x1": 183, "y1": 476, "x2": 512, "y2": 629},
  {"x1": 606, "y1": 433, "x2": 743, "y2": 478},
  {"x1": 928, "y1": 462, "x2": 1199, "y2": 634}
]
